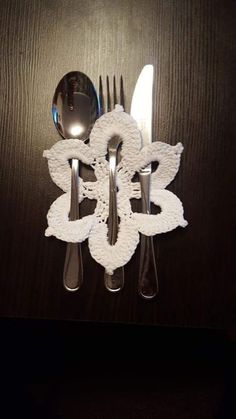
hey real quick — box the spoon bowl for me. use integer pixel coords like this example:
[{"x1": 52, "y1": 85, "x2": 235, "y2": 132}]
[{"x1": 52, "y1": 71, "x2": 99, "y2": 141}]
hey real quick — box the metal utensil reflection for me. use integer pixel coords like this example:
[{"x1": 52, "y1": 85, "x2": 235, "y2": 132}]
[
  {"x1": 52, "y1": 71, "x2": 99, "y2": 291},
  {"x1": 130, "y1": 65, "x2": 159, "y2": 299},
  {"x1": 99, "y1": 75, "x2": 125, "y2": 292}
]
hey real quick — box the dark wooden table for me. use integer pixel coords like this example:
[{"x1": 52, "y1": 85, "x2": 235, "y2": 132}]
[{"x1": 0, "y1": 0, "x2": 235, "y2": 328}]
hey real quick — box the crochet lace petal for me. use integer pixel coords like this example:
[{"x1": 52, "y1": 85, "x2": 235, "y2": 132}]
[
  {"x1": 88, "y1": 219, "x2": 139, "y2": 274},
  {"x1": 45, "y1": 193, "x2": 95, "y2": 242},
  {"x1": 89, "y1": 105, "x2": 142, "y2": 159},
  {"x1": 133, "y1": 189, "x2": 188, "y2": 235},
  {"x1": 43, "y1": 139, "x2": 94, "y2": 192},
  {"x1": 132, "y1": 142, "x2": 184, "y2": 189}
]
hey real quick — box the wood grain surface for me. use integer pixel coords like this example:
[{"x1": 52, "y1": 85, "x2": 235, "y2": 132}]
[{"x1": 0, "y1": 0, "x2": 235, "y2": 328}]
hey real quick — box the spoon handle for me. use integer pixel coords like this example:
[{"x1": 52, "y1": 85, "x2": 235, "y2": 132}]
[
  {"x1": 63, "y1": 158, "x2": 83, "y2": 291},
  {"x1": 63, "y1": 242, "x2": 83, "y2": 291}
]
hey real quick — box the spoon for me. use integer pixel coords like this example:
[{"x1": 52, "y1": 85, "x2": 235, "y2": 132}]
[{"x1": 52, "y1": 71, "x2": 99, "y2": 291}]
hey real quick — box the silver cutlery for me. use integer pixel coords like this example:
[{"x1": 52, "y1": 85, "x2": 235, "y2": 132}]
[
  {"x1": 130, "y1": 65, "x2": 159, "y2": 299},
  {"x1": 99, "y1": 75, "x2": 125, "y2": 292},
  {"x1": 52, "y1": 71, "x2": 99, "y2": 291}
]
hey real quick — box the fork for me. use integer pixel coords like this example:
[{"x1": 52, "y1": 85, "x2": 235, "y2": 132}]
[{"x1": 99, "y1": 76, "x2": 125, "y2": 292}]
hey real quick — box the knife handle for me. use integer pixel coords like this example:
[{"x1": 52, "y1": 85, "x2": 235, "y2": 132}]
[{"x1": 138, "y1": 171, "x2": 159, "y2": 299}]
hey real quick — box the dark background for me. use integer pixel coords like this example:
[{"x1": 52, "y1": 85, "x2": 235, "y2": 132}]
[{"x1": 0, "y1": 0, "x2": 235, "y2": 417}]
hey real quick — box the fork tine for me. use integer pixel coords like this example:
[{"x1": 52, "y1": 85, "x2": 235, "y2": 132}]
[
  {"x1": 100, "y1": 75, "x2": 125, "y2": 114},
  {"x1": 106, "y1": 76, "x2": 111, "y2": 112},
  {"x1": 120, "y1": 75, "x2": 125, "y2": 111},
  {"x1": 99, "y1": 76, "x2": 104, "y2": 116},
  {"x1": 113, "y1": 76, "x2": 117, "y2": 108}
]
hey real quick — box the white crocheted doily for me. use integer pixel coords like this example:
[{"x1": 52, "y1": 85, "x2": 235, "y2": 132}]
[{"x1": 44, "y1": 105, "x2": 188, "y2": 274}]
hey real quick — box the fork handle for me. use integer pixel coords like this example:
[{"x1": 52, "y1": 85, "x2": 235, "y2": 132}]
[
  {"x1": 138, "y1": 171, "x2": 158, "y2": 299},
  {"x1": 63, "y1": 158, "x2": 83, "y2": 291},
  {"x1": 108, "y1": 149, "x2": 118, "y2": 244},
  {"x1": 104, "y1": 147, "x2": 124, "y2": 292}
]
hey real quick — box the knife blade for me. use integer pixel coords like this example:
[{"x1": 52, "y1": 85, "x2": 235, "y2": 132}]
[{"x1": 130, "y1": 65, "x2": 159, "y2": 299}]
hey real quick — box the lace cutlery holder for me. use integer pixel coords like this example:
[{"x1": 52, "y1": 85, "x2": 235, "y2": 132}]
[{"x1": 43, "y1": 105, "x2": 188, "y2": 275}]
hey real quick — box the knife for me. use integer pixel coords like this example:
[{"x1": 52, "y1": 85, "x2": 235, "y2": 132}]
[{"x1": 130, "y1": 65, "x2": 159, "y2": 299}]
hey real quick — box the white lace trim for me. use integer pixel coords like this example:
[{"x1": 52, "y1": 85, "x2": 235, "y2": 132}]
[{"x1": 44, "y1": 105, "x2": 188, "y2": 274}]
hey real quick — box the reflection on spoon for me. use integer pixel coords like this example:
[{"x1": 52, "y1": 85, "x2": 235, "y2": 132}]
[{"x1": 69, "y1": 123, "x2": 85, "y2": 137}]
